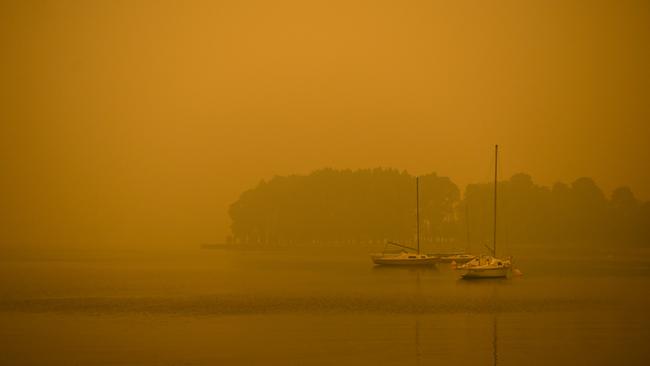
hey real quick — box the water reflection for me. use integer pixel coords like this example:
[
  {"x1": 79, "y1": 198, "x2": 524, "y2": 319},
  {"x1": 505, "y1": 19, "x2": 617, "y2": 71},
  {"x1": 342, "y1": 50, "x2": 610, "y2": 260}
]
[
  {"x1": 370, "y1": 265, "x2": 439, "y2": 273},
  {"x1": 414, "y1": 316, "x2": 421, "y2": 366},
  {"x1": 493, "y1": 314, "x2": 499, "y2": 366},
  {"x1": 1, "y1": 247, "x2": 649, "y2": 365},
  {"x1": 455, "y1": 277, "x2": 511, "y2": 286}
]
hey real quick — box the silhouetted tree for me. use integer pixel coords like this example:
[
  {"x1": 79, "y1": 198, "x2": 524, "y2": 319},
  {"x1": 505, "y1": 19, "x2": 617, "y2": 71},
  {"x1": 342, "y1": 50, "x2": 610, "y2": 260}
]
[
  {"x1": 229, "y1": 168, "x2": 459, "y2": 245},
  {"x1": 230, "y1": 169, "x2": 650, "y2": 247}
]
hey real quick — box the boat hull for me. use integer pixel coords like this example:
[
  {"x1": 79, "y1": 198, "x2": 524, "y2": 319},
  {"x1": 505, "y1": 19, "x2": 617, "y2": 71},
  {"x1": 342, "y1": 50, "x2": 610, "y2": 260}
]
[
  {"x1": 439, "y1": 254, "x2": 476, "y2": 263},
  {"x1": 371, "y1": 257, "x2": 438, "y2": 266}
]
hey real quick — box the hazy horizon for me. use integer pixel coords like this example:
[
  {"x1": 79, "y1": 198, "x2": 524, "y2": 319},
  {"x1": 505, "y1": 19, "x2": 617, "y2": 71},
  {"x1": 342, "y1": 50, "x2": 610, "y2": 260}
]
[{"x1": 2, "y1": 0, "x2": 649, "y2": 248}]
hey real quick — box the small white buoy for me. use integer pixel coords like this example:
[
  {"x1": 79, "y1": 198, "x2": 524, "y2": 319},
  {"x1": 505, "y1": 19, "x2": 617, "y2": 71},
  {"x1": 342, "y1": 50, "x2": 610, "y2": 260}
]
[{"x1": 513, "y1": 268, "x2": 523, "y2": 277}]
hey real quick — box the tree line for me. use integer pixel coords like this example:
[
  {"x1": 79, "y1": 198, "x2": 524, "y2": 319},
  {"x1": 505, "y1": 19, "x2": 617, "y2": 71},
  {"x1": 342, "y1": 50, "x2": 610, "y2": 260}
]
[{"x1": 228, "y1": 168, "x2": 650, "y2": 246}]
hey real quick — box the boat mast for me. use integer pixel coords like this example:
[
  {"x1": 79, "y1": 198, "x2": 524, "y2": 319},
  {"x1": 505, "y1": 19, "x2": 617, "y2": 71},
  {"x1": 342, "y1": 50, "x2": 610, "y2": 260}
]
[
  {"x1": 493, "y1": 144, "x2": 498, "y2": 257},
  {"x1": 416, "y1": 176, "x2": 420, "y2": 254},
  {"x1": 465, "y1": 202, "x2": 470, "y2": 247}
]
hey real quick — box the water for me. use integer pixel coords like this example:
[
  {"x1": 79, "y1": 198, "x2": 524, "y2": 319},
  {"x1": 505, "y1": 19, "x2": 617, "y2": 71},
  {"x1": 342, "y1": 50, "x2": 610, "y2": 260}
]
[{"x1": 1, "y1": 244, "x2": 650, "y2": 365}]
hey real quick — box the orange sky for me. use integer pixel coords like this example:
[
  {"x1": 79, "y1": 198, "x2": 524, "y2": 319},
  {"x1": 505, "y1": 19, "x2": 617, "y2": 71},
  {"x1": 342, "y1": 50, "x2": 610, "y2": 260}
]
[{"x1": 1, "y1": 0, "x2": 649, "y2": 247}]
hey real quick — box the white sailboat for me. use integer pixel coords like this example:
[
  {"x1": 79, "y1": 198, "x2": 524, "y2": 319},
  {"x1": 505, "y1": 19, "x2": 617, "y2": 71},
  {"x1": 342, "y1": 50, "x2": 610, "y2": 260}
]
[
  {"x1": 460, "y1": 254, "x2": 510, "y2": 278},
  {"x1": 371, "y1": 177, "x2": 438, "y2": 266},
  {"x1": 461, "y1": 145, "x2": 511, "y2": 279}
]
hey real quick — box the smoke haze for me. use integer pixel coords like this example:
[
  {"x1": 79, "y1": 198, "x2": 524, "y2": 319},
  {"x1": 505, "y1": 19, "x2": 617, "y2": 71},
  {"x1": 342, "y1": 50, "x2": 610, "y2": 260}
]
[{"x1": 2, "y1": 0, "x2": 649, "y2": 248}]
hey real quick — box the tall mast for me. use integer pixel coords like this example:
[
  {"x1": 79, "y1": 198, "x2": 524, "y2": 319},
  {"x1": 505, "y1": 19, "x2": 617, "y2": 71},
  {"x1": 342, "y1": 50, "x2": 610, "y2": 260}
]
[
  {"x1": 416, "y1": 176, "x2": 420, "y2": 254},
  {"x1": 493, "y1": 145, "x2": 498, "y2": 257},
  {"x1": 465, "y1": 202, "x2": 470, "y2": 247}
]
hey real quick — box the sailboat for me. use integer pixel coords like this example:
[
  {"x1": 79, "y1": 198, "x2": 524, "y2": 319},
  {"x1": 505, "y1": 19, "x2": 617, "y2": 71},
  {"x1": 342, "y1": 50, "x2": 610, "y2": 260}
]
[
  {"x1": 461, "y1": 145, "x2": 511, "y2": 278},
  {"x1": 371, "y1": 177, "x2": 438, "y2": 266}
]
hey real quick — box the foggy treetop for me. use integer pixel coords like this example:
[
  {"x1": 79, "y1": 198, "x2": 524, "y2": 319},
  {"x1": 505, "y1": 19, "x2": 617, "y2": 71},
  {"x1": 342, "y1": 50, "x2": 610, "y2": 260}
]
[{"x1": 229, "y1": 168, "x2": 650, "y2": 246}]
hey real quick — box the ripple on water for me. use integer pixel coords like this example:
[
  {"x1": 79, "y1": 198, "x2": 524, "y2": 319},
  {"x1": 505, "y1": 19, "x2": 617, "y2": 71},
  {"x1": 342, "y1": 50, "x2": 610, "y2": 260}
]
[{"x1": 0, "y1": 294, "x2": 607, "y2": 316}]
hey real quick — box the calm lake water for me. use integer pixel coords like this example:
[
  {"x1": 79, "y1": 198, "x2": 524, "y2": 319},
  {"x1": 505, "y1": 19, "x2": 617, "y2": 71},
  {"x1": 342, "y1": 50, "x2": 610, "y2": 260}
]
[{"x1": 1, "y1": 244, "x2": 650, "y2": 365}]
